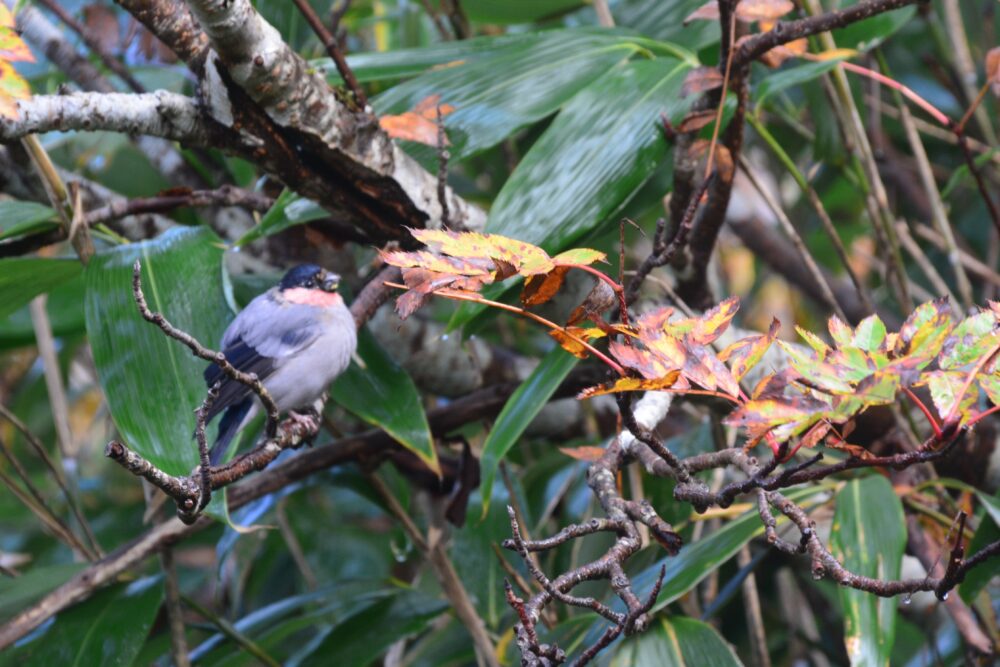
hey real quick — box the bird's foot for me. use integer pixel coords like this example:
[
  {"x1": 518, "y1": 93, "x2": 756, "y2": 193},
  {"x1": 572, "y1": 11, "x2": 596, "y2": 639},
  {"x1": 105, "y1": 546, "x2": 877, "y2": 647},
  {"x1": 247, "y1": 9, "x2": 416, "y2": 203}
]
[{"x1": 286, "y1": 408, "x2": 321, "y2": 443}]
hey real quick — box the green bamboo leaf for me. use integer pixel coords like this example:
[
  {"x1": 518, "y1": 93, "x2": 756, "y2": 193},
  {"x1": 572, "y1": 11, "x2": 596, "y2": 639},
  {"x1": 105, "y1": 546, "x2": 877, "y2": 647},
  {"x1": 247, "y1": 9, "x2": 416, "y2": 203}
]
[
  {"x1": 0, "y1": 199, "x2": 58, "y2": 241},
  {"x1": 959, "y1": 494, "x2": 1000, "y2": 604},
  {"x1": 451, "y1": 56, "x2": 694, "y2": 327},
  {"x1": 615, "y1": 0, "x2": 721, "y2": 50},
  {"x1": 480, "y1": 347, "x2": 578, "y2": 515},
  {"x1": 236, "y1": 188, "x2": 327, "y2": 247},
  {"x1": 0, "y1": 268, "x2": 86, "y2": 350},
  {"x1": 613, "y1": 616, "x2": 744, "y2": 666},
  {"x1": 374, "y1": 30, "x2": 661, "y2": 162},
  {"x1": 0, "y1": 576, "x2": 163, "y2": 667},
  {"x1": 0, "y1": 563, "x2": 85, "y2": 622},
  {"x1": 300, "y1": 589, "x2": 448, "y2": 666},
  {"x1": 830, "y1": 476, "x2": 906, "y2": 667},
  {"x1": 0, "y1": 257, "x2": 82, "y2": 320},
  {"x1": 831, "y1": 5, "x2": 917, "y2": 51},
  {"x1": 630, "y1": 485, "x2": 828, "y2": 613},
  {"x1": 85, "y1": 226, "x2": 230, "y2": 475},
  {"x1": 754, "y1": 57, "x2": 848, "y2": 108},
  {"x1": 462, "y1": 0, "x2": 584, "y2": 24},
  {"x1": 330, "y1": 328, "x2": 438, "y2": 474}
]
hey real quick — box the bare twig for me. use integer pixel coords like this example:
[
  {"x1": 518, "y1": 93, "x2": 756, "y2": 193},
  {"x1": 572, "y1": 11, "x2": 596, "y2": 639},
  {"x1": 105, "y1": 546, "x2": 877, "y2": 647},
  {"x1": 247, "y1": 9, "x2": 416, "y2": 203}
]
[{"x1": 289, "y1": 0, "x2": 368, "y2": 108}]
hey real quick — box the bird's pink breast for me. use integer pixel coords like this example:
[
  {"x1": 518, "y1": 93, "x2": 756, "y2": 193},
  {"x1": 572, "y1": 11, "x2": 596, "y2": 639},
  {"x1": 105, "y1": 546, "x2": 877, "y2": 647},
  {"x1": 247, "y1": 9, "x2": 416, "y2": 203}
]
[{"x1": 284, "y1": 288, "x2": 344, "y2": 307}]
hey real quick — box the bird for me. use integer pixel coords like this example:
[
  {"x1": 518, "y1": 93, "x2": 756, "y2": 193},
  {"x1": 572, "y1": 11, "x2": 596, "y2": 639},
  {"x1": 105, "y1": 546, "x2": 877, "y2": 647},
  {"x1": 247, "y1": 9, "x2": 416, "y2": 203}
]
[{"x1": 202, "y1": 264, "x2": 357, "y2": 465}]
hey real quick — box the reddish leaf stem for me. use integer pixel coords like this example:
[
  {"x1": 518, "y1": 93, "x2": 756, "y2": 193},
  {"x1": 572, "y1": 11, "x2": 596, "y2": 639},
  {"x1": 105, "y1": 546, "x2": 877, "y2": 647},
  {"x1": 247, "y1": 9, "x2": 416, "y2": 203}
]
[
  {"x1": 839, "y1": 61, "x2": 951, "y2": 128},
  {"x1": 903, "y1": 386, "x2": 942, "y2": 438},
  {"x1": 383, "y1": 282, "x2": 627, "y2": 375}
]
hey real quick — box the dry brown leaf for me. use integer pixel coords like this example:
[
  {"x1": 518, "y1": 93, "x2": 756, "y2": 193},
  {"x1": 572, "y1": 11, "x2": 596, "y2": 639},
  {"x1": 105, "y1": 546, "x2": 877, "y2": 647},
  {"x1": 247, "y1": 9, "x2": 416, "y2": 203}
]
[
  {"x1": 678, "y1": 108, "x2": 718, "y2": 133},
  {"x1": 681, "y1": 66, "x2": 724, "y2": 97},
  {"x1": 522, "y1": 266, "x2": 571, "y2": 306},
  {"x1": 684, "y1": 1, "x2": 719, "y2": 24},
  {"x1": 987, "y1": 46, "x2": 1000, "y2": 98},
  {"x1": 83, "y1": 5, "x2": 121, "y2": 54}
]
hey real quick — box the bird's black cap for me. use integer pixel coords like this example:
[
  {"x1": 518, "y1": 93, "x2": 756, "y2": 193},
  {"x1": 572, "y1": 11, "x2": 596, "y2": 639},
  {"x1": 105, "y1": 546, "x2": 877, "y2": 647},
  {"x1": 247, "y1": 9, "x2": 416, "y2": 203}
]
[{"x1": 279, "y1": 264, "x2": 326, "y2": 290}]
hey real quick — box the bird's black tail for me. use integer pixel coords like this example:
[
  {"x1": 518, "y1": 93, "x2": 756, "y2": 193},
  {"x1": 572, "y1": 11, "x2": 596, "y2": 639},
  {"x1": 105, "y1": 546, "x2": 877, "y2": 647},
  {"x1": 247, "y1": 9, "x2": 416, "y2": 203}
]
[{"x1": 209, "y1": 399, "x2": 252, "y2": 466}]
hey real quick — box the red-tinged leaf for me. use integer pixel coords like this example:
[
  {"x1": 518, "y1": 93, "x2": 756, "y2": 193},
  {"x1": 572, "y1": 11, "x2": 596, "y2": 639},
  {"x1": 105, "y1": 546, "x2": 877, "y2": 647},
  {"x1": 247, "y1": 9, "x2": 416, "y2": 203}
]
[
  {"x1": 852, "y1": 314, "x2": 887, "y2": 352},
  {"x1": 522, "y1": 266, "x2": 570, "y2": 306},
  {"x1": 777, "y1": 340, "x2": 854, "y2": 394},
  {"x1": 980, "y1": 375, "x2": 1000, "y2": 406},
  {"x1": 558, "y1": 445, "x2": 606, "y2": 461},
  {"x1": 647, "y1": 335, "x2": 688, "y2": 370},
  {"x1": 986, "y1": 46, "x2": 1000, "y2": 98},
  {"x1": 395, "y1": 289, "x2": 429, "y2": 319},
  {"x1": 635, "y1": 306, "x2": 675, "y2": 333},
  {"x1": 381, "y1": 249, "x2": 493, "y2": 276},
  {"x1": 677, "y1": 108, "x2": 717, "y2": 133},
  {"x1": 577, "y1": 371, "x2": 682, "y2": 399},
  {"x1": 379, "y1": 94, "x2": 454, "y2": 146},
  {"x1": 551, "y1": 248, "x2": 607, "y2": 266},
  {"x1": 825, "y1": 436, "x2": 876, "y2": 460},
  {"x1": 548, "y1": 326, "x2": 604, "y2": 359},
  {"x1": 736, "y1": 0, "x2": 795, "y2": 22},
  {"x1": 853, "y1": 369, "x2": 901, "y2": 406},
  {"x1": 0, "y1": 60, "x2": 30, "y2": 120},
  {"x1": 719, "y1": 318, "x2": 779, "y2": 382},
  {"x1": 724, "y1": 395, "x2": 829, "y2": 429},
  {"x1": 939, "y1": 310, "x2": 1000, "y2": 369},
  {"x1": 828, "y1": 346, "x2": 877, "y2": 382},
  {"x1": 923, "y1": 370, "x2": 978, "y2": 422},
  {"x1": 688, "y1": 344, "x2": 741, "y2": 397},
  {"x1": 828, "y1": 315, "x2": 853, "y2": 346},
  {"x1": 796, "y1": 325, "x2": 829, "y2": 355},
  {"x1": 681, "y1": 66, "x2": 724, "y2": 97},
  {"x1": 687, "y1": 296, "x2": 740, "y2": 345},
  {"x1": 896, "y1": 296, "x2": 954, "y2": 360},
  {"x1": 392, "y1": 267, "x2": 488, "y2": 318},
  {"x1": 684, "y1": 1, "x2": 719, "y2": 24},
  {"x1": 408, "y1": 228, "x2": 555, "y2": 275},
  {"x1": 799, "y1": 421, "x2": 832, "y2": 450},
  {"x1": 751, "y1": 370, "x2": 789, "y2": 399},
  {"x1": 0, "y1": 26, "x2": 33, "y2": 63},
  {"x1": 609, "y1": 340, "x2": 679, "y2": 380}
]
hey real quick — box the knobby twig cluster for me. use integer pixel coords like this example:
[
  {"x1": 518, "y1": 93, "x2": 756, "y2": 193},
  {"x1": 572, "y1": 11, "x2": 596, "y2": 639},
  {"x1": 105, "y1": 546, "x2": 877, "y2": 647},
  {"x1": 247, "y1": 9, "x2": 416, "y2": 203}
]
[{"x1": 105, "y1": 260, "x2": 320, "y2": 524}]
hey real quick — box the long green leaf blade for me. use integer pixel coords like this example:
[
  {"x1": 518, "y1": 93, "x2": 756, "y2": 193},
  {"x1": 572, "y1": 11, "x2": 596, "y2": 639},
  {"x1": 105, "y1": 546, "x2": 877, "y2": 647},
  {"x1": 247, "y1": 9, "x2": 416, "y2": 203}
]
[
  {"x1": 330, "y1": 328, "x2": 439, "y2": 474},
  {"x1": 480, "y1": 347, "x2": 578, "y2": 515},
  {"x1": 85, "y1": 226, "x2": 230, "y2": 475},
  {"x1": 830, "y1": 476, "x2": 906, "y2": 667}
]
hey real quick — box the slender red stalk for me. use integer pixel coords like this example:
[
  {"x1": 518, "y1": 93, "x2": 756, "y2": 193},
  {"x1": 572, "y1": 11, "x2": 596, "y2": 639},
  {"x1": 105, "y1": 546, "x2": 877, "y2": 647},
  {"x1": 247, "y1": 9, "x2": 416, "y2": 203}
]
[
  {"x1": 837, "y1": 61, "x2": 951, "y2": 127},
  {"x1": 903, "y1": 386, "x2": 942, "y2": 438},
  {"x1": 383, "y1": 282, "x2": 627, "y2": 376}
]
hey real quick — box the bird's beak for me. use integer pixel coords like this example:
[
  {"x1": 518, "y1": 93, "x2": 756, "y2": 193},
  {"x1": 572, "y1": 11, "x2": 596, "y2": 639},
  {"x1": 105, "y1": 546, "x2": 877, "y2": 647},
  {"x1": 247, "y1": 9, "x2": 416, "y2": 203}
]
[{"x1": 321, "y1": 272, "x2": 340, "y2": 292}]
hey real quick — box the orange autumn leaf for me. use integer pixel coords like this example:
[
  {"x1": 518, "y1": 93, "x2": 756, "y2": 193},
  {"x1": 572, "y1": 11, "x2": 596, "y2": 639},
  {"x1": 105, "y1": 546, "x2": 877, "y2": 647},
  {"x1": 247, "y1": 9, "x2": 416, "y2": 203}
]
[
  {"x1": 577, "y1": 371, "x2": 682, "y2": 399},
  {"x1": 379, "y1": 93, "x2": 455, "y2": 146},
  {"x1": 522, "y1": 266, "x2": 571, "y2": 306},
  {"x1": 681, "y1": 66, "x2": 724, "y2": 97},
  {"x1": 736, "y1": 0, "x2": 794, "y2": 22},
  {"x1": 558, "y1": 446, "x2": 607, "y2": 462},
  {"x1": 549, "y1": 326, "x2": 606, "y2": 359}
]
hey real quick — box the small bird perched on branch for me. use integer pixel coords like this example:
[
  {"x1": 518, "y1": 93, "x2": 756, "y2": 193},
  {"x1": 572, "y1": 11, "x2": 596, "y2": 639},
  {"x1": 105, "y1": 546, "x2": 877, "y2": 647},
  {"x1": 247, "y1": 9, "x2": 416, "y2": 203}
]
[{"x1": 203, "y1": 264, "x2": 357, "y2": 464}]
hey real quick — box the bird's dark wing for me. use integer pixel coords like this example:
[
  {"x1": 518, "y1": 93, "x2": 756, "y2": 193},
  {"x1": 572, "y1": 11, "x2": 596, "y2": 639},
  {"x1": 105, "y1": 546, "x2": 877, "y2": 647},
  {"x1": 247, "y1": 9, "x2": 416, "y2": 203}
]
[{"x1": 203, "y1": 294, "x2": 323, "y2": 422}]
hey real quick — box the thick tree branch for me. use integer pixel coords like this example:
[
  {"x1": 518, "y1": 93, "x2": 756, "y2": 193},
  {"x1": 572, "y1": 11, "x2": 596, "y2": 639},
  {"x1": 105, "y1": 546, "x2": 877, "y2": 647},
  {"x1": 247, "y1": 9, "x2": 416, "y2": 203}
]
[{"x1": 0, "y1": 92, "x2": 210, "y2": 145}]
